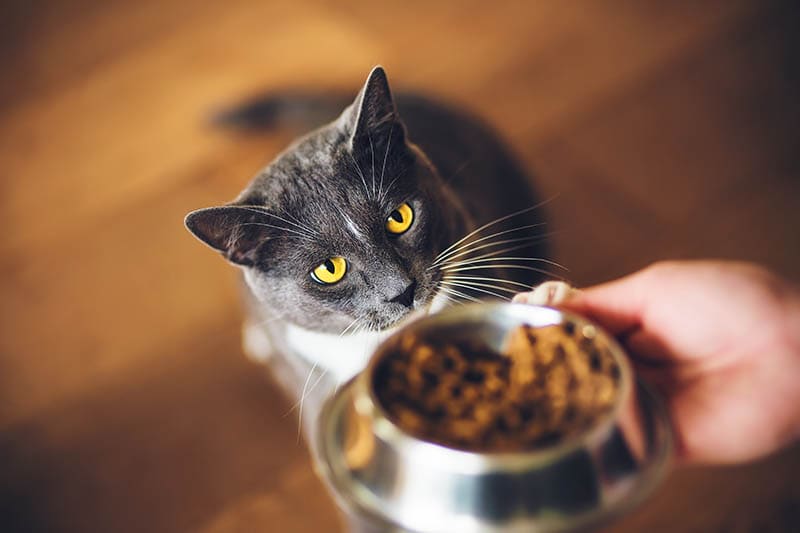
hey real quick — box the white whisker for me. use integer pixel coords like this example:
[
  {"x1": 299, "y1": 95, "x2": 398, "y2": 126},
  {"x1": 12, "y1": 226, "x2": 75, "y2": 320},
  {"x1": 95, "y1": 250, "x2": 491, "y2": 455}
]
[
  {"x1": 436, "y1": 239, "x2": 551, "y2": 271},
  {"x1": 443, "y1": 158, "x2": 472, "y2": 185},
  {"x1": 442, "y1": 263, "x2": 566, "y2": 280},
  {"x1": 441, "y1": 278, "x2": 519, "y2": 295},
  {"x1": 339, "y1": 317, "x2": 362, "y2": 337},
  {"x1": 431, "y1": 223, "x2": 546, "y2": 268},
  {"x1": 378, "y1": 122, "x2": 394, "y2": 200},
  {"x1": 379, "y1": 174, "x2": 401, "y2": 204},
  {"x1": 369, "y1": 134, "x2": 376, "y2": 197},
  {"x1": 442, "y1": 275, "x2": 534, "y2": 290},
  {"x1": 236, "y1": 206, "x2": 317, "y2": 238},
  {"x1": 440, "y1": 280, "x2": 510, "y2": 300},
  {"x1": 349, "y1": 152, "x2": 371, "y2": 199},
  {"x1": 237, "y1": 222, "x2": 314, "y2": 240},
  {"x1": 434, "y1": 291, "x2": 462, "y2": 306},
  {"x1": 431, "y1": 231, "x2": 550, "y2": 271},
  {"x1": 437, "y1": 285, "x2": 481, "y2": 303},
  {"x1": 440, "y1": 256, "x2": 568, "y2": 271},
  {"x1": 294, "y1": 360, "x2": 319, "y2": 443},
  {"x1": 433, "y1": 196, "x2": 557, "y2": 263}
]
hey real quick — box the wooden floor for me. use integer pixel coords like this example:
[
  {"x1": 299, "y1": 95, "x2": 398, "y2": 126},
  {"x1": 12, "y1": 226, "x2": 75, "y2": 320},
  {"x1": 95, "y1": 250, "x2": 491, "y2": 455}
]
[{"x1": 2, "y1": 0, "x2": 799, "y2": 531}]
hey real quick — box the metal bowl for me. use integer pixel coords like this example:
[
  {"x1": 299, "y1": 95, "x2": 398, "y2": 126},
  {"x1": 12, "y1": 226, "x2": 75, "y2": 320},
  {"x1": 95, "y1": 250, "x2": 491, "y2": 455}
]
[{"x1": 315, "y1": 304, "x2": 673, "y2": 533}]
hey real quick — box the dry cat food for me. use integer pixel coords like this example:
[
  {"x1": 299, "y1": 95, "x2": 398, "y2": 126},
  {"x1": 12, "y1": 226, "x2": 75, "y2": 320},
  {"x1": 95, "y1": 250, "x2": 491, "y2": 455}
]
[{"x1": 372, "y1": 322, "x2": 622, "y2": 452}]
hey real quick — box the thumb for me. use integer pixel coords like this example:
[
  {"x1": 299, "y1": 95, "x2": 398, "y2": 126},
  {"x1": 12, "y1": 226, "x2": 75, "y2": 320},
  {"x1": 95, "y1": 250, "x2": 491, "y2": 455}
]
[{"x1": 560, "y1": 270, "x2": 651, "y2": 336}]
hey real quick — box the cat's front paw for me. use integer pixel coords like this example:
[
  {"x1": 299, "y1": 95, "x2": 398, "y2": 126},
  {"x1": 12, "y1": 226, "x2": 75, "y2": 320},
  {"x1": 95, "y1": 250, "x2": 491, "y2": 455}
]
[{"x1": 512, "y1": 281, "x2": 576, "y2": 306}]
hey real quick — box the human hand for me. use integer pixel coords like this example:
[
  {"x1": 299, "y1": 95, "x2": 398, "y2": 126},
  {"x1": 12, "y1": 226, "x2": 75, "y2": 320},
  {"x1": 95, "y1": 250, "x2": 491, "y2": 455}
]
[{"x1": 545, "y1": 261, "x2": 800, "y2": 465}]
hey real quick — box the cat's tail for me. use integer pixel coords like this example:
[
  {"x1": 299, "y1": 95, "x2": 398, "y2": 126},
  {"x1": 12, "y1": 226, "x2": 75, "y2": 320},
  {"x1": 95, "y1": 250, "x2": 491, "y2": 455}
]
[{"x1": 211, "y1": 91, "x2": 353, "y2": 131}]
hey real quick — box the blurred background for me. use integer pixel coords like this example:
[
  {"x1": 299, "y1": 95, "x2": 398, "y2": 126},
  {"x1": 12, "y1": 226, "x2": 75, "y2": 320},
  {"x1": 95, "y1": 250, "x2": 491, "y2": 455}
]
[{"x1": 1, "y1": 0, "x2": 799, "y2": 531}]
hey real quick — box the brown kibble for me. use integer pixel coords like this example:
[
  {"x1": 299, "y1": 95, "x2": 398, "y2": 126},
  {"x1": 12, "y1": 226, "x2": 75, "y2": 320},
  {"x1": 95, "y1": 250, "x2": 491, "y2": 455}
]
[
  {"x1": 484, "y1": 376, "x2": 504, "y2": 394},
  {"x1": 461, "y1": 385, "x2": 480, "y2": 403},
  {"x1": 373, "y1": 323, "x2": 620, "y2": 452},
  {"x1": 476, "y1": 402, "x2": 496, "y2": 421},
  {"x1": 395, "y1": 407, "x2": 425, "y2": 433},
  {"x1": 399, "y1": 333, "x2": 418, "y2": 354}
]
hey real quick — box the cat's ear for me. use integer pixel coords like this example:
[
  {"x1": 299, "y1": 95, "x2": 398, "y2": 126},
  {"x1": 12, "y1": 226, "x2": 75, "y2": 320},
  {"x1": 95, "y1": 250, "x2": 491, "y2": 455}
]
[
  {"x1": 347, "y1": 66, "x2": 405, "y2": 146},
  {"x1": 184, "y1": 206, "x2": 272, "y2": 267}
]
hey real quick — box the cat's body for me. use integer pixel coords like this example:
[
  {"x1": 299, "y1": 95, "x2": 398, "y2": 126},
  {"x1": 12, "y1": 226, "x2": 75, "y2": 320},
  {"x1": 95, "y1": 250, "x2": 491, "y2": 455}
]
[{"x1": 186, "y1": 67, "x2": 550, "y2": 438}]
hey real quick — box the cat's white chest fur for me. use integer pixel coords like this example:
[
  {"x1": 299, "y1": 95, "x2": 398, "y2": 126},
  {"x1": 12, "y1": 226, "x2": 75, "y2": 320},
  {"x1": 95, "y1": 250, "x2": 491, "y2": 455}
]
[
  {"x1": 284, "y1": 325, "x2": 393, "y2": 383},
  {"x1": 284, "y1": 292, "x2": 452, "y2": 383}
]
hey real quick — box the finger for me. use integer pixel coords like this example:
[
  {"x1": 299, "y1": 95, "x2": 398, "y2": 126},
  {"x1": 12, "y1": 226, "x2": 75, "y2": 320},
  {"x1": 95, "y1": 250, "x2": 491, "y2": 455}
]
[
  {"x1": 559, "y1": 271, "x2": 651, "y2": 335},
  {"x1": 512, "y1": 281, "x2": 576, "y2": 306}
]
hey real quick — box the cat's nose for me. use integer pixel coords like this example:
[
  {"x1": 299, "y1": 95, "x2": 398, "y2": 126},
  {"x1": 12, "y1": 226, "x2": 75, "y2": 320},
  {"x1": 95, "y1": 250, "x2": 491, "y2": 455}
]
[{"x1": 388, "y1": 280, "x2": 416, "y2": 308}]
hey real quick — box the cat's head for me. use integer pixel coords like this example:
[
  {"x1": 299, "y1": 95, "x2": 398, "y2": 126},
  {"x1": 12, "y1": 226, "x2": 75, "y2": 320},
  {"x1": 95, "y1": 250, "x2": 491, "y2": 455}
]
[{"x1": 186, "y1": 67, "x2": 464, "y2": 333}]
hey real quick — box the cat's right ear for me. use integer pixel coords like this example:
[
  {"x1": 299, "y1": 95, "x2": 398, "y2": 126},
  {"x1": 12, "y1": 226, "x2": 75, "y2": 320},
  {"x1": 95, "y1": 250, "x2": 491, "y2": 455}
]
[
  {"x1": 345, "y1": 66, "x2": 405, "y2": 147},
  {"x1": 184, "y1": 206, "x2": 272, "y2": 267}
]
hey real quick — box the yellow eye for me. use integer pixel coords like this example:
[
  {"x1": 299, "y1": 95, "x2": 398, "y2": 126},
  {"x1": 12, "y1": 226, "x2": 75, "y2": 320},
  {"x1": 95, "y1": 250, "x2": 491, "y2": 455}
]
[
  {"x1": 311, "y1": 256, "x2": 347, "y2": 284},
  {"x1": 386, "y1": 202, "x2": 414, "y2": 235}
]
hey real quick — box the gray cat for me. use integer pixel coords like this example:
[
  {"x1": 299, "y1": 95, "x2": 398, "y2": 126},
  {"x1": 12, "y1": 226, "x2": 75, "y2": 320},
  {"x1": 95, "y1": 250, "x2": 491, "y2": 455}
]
[{"x1": 185, "y1": 66, "x2": 555, "y2": 435}]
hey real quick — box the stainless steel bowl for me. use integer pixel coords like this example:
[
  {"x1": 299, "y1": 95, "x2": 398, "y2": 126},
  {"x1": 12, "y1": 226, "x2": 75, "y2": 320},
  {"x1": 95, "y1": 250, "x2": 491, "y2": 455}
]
[{"x1": 315, "y1": 304, "x2": 673, "y2": 533}]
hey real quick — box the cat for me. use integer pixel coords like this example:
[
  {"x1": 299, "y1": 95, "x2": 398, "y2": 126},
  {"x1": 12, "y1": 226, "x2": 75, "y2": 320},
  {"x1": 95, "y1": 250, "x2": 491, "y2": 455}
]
[{"x1": 184, "y1": 66, "x2": 568, "y2": 439}]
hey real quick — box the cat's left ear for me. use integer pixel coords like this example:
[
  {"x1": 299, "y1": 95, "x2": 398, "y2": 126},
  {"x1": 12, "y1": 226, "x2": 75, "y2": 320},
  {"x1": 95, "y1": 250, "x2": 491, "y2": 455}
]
[
  {"x1": 347, "y1": 66, "x2": 405, "y2": 146},
  {"x1": 184, "y1": 206, "x2": 274, "y2": 267}
]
